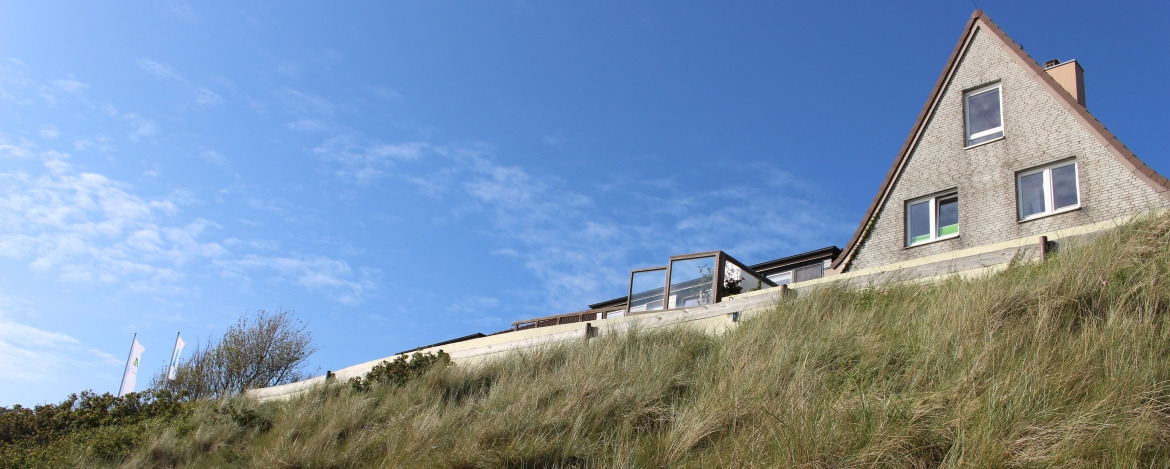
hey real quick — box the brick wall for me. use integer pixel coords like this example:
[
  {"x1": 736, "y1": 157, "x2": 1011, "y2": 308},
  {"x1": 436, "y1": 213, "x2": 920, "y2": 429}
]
[{"x1": 848, "y1": 27, "x2": 1168, "y2": 271}]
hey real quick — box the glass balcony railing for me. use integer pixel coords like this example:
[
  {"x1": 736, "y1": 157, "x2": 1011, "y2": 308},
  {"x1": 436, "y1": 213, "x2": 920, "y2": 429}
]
[{"x1": 512, "y1": 250, "x2": 777, "y2": 331}]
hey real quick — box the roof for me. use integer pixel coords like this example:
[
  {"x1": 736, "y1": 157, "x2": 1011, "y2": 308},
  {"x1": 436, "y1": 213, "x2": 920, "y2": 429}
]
[
  {"x1": 831, "y1": 9, "x2": 1170, "y2": 271},
  {"x1": 749, "y1": 246, "x2": 839, "y2": 273}
]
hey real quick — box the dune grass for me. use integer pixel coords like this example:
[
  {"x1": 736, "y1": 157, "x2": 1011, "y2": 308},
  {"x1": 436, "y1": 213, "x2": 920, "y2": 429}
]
[{"x1": 102, "y1": 214, "x2": 1170, "y2": 467}]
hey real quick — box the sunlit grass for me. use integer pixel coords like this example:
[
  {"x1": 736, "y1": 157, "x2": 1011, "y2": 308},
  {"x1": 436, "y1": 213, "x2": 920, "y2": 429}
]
[{"x1": 113, "y1": 214, "x2": 1170, "y2": 467}]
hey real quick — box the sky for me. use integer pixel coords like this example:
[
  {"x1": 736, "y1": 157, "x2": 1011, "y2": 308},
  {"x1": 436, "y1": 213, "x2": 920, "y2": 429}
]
[{"x1": 2, "y1": 1, "x2": 1168, "y2": 407}]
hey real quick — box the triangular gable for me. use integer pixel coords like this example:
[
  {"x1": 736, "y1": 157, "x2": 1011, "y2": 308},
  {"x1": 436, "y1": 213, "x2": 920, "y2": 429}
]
[{"x1": 832, "y1": 9, "x2": 1170, "y2": 272}]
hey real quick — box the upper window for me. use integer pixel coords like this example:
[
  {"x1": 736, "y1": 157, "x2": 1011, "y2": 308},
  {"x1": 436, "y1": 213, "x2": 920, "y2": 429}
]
[
  {"x1": 1017, "y1": 161, "x2": 1079, "y2": 220},
  {"x1": 767, "y1": 271, "x2": 792, "y2": 286},
  {"x1": 965, "y1": 83, "x2": 1003, "y2": 146},
  {"x1": 907, "y1": 192, "x2": 959, "y2": 246}
]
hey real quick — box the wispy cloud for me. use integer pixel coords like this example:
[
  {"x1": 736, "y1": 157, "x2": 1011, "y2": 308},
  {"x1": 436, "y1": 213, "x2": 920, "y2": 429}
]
[
  {"x1": 217, "y1": 255, "x2": 379, "y2": 305},
  {"x1": 0, "y1": 298, "x2": 121, "y2": 393},
  {"x1": 311, "y1": 136, "x2": 428, "y2": 184},
  {"x1": 123, "y1": 113, "x2": 158, "y2": 141},
  {"x1": 277, "y1": 87, "x2": 333, "y2": 116},
  {"x1": 39, "y1": 125, "x2": 60, "y2": 139},
  {"x1": 193, "y1": 88, "x2": 223, "y2": 106},
  {"x1": 137, "y1": 58, "x2": 184, "y2": 81},
  {"x1": 371, "y1": 87, "x2": 403, "y2": 101},
  {"x1": 311, "y1": 138, "x2": 853, "y2": 316},
  {"x1": 137, "y1": 58, "x2": 223, "y2": 108},
  {"x1": 0, "y1": 147, "x2": 227, "y2": 293},
  {"x1": 52, "y1": 78, "x2": 89, "y2": 94},
  {"x1": 286, "y1": 119, "x2": 327, "y2": 133}
]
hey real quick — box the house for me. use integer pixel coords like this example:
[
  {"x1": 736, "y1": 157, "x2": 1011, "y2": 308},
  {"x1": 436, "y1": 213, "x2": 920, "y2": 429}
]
[{"x1": 830, "y1": 10, "x2": 1170, "y2": 275}]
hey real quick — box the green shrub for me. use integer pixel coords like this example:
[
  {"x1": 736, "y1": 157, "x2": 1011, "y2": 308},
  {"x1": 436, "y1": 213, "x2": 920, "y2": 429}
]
[{"x1": 348, "y1": 350, "x2": 452, "y2": 391}]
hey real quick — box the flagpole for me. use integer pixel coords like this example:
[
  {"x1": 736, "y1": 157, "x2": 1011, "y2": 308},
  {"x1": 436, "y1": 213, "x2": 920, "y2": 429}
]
[{"x1": 118, "y1": 333, "x2": 137, "y2": 397}]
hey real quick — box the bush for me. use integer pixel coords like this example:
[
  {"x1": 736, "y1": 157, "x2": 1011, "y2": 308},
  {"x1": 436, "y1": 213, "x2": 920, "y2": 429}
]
[
  {"x1": 349, "y1": 350, "x2": 452, "y2": 392},
  {"x1": 158, "y1": 309, "x2": 317, "y2": 399},
  {"x1": 0, "y1": 389, "x2": 190, "y2": 465}
]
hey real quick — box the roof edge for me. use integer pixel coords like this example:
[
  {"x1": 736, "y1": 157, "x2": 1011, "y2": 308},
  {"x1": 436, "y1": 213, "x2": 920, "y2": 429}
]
[{"x1": 831, "y1": 11, "x2": 983, "y2": 270}]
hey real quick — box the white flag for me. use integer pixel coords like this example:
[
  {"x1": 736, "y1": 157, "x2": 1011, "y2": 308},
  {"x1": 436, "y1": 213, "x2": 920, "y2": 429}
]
[
  {"x1": 167, "y1": 334, "x2": 186, "y2": 381},
  {"x1": 118, "y1": 337, "x2": 146, "y2": 397}
]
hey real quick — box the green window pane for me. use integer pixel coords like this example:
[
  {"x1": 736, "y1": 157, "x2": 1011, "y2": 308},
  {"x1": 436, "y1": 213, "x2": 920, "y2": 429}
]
[{"x1": 938, "y1": 224, "x2": 958, "y2": 236}]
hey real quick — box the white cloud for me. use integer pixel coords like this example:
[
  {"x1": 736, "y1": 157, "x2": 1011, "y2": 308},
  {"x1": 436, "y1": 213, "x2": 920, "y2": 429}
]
[
  {"x1": 39, "y1": 125, "x2": 60, "y2": 139},
  {"x1": 52, "y1": 79, "x2": 89, "y2": 93},
  {"x1": 311, "y1": 136, "x2": 429, "y2": 184},
  {"x1": 166, "y1": 0, "x2": 199, "y2": 22},
  {"x1": 0, "y1": 143, "x2": 34, "y2": 158},
  {"x1": 137, "y1": 58, "x2": 184, "y2": 81},
  {"x1": 278, "y1": 87, "x2": 333, "y2": 116},
  {"x1": 124, "y1": 113, "x2": 158, "y2": 141},
  {"x1": 0, "y1": 298, "x2": 120, "y2": 389},
  {"x1": 0, "y1": 148, "x2": 226, "y2": 294},
  {"x1": 196, "y1": 148, "x2": 228, "y2": 166},
  {"x1": 371, "y1": 87, "x2": 403, "y2": 101},
  {"x1": 217, "y1": 254, "x2": 379, "y2": 305},
  {"x1": 286, "y1": 119, "x2": 327, "y2": 132},
  {"x1": 193, "y1": 87, "x2": 223, "y2": 106}
]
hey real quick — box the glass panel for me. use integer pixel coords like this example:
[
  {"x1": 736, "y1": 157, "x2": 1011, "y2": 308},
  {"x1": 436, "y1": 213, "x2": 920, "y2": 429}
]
[
  {"x1": 1051, "y1": 164, "x2": 1079, "y2": 210},
  {"x1": 721, "y1": 260, "x2": 767, "y2": 297},
  {"x1": 1018, "y1": 171, "x2": 1046, "y2": 219},
  {"x1": 966, "y1": 87, "x2": 1002, "y2": 144},
  {"x1": 768, "y1": 271, "x2": 792, "y2": 286},
  {"x1": 907, "y1": 199, "x2": 931, "y2": 244},
  {"x1": 937, "y1": 195, "x2": 959, "y2": 236},
  {"x1": 668, "y1": 256, "x2": 716, "y2": 308},
  {"x1": 628, "y1": 269, "x2": 666, "y2": 313}
]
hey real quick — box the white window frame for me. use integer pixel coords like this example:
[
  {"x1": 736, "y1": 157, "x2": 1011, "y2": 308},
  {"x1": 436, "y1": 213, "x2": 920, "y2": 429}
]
[
  {"x1": 906, "y1": 192, "x2": 959, "y2": 247},
  {"x1": 1016, "y1": 161, "x2": 1080, "y2": 221},
  {"x1": 964, "y1": 83, "x2": 1004, "y2": 147},
  {"x1": 768, "y1": 271, "x2": 792, "y2": 286}
]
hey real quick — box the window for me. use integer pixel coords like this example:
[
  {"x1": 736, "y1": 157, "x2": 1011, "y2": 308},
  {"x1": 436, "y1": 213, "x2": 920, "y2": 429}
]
[
  {"x1": 1017, "y1": 161, "x2": 1079, "y2": 220},
  {"x1": 793, "y1": 264, "x2": 824, "y2": 283},
  {"x1": 768, "y1": 271, "x2": 792, "y2": 286},
  {"x1": 906, "y1": 192, "x2": 959, "y2": 246},
  {"x1": 965, "y1": 83, "x2": 1003, "y2": 146}
]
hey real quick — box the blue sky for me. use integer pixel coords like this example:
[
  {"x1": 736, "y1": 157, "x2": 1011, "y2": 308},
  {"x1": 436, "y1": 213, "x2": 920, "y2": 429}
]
[{"x1": 2, "y1": 1, "x2": 1168, "y2": 406}]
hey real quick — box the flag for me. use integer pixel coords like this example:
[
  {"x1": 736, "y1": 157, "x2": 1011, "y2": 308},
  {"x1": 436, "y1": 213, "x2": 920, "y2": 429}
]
[
  {"x1": 167, "y1": 333, "x2": 186, "y2": 381},
  {"x1": 118, "y1": 336, "x2": 146, "y2": 397}
]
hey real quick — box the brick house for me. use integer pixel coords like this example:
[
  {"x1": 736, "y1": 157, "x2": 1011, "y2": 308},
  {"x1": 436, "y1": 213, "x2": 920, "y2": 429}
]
[{"x1": 831, "y1": 10, "x2": 1170, "y2": 275}]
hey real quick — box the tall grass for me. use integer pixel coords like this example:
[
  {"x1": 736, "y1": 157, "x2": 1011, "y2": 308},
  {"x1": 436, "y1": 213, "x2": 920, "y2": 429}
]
[{"x1": 117, "y1": 214, "x2": 1170, "y2": 467}]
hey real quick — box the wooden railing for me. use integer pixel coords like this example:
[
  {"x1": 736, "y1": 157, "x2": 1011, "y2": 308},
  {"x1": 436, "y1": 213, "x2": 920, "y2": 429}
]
[{"x1": 512, "y1": 306, "x2": 626, "y2": 331}]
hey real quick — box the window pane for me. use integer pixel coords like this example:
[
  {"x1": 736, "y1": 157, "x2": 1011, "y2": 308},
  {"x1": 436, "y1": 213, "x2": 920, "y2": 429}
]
[
  {"x1": 907, "y1": 200, "x2": 931, "y2": 244},
  {"x1": 768, "y1": 271, "x2": 792, "y2": 286},
  {"x1": 629, "y1": 269, "x2": 666, "y2": 313},
  {"x1": 1018, "y1": 172, "x2": 1046, "y2": 219},
  {"x1": 794, "y1": 264, "x2": 823, "y2": 283},
  {"x1": 721, "y1": 260, "x2": 765, "y2": 296},
  {"x1": 967, "y1": 88, "x2": 1001, "y2": 134},
  {"x1": 668, "y1": 256, "x2": 716, "y2": 308},
  {"x1": 1051, "y1": 164, "x2": 1079, "y2": 210},
  {"x1": 937, "y1": 196, "x2": 958, "y2": 236}
]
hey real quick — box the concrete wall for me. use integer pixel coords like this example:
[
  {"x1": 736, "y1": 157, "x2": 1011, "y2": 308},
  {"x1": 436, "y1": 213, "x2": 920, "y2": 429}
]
[{"x1": 848, "y1": 27, "x2": 1168, "y2": 271}]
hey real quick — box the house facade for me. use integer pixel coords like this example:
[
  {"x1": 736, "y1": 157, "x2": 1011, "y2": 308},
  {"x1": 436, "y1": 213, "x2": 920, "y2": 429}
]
[{"x1": 832, "y1": 10, "x2": 1170, "y2": 273}]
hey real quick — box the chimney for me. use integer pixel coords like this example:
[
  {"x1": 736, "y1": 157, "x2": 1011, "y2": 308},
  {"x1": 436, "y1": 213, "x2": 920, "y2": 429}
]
[{"x1": 1044, "y1": 59, "x2": 1086, "y2": 107}]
